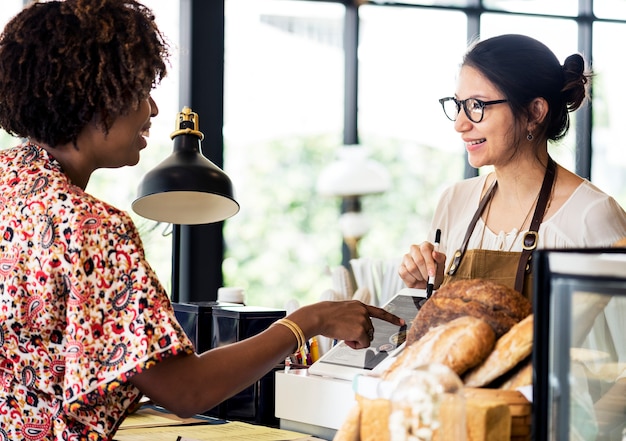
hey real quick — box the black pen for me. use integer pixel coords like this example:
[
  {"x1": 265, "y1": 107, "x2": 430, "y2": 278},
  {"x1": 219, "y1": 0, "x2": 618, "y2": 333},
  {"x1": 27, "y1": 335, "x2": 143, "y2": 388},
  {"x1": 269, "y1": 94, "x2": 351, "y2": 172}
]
[{"x1": 426, "y1": 229, "x2": 441, "y2": 298}]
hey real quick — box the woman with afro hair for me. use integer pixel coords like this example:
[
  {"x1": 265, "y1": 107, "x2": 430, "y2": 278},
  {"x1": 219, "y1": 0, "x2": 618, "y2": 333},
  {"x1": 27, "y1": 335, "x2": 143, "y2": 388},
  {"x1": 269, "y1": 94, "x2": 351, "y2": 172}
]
[{"x1": 0, "y1": 1, "x2": 402, "y2": 439}]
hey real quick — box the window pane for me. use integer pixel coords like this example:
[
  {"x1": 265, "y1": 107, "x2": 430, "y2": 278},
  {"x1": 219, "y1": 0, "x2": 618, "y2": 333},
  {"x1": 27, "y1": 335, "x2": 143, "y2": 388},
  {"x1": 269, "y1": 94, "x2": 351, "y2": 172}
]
[
  {"x1": 594, "y1": 0, "x2": 626, "y2": 20},
  {"x1": 224, "y1": 0, "x2": 345, "y2": 307},
  {"x1": 87, "y1": 0, "x2": 181, "y2": 292},
  {"x1": 482, "y1": 0, "x2": 578, "y2": 16},
  {"x1": 358, "y1": 6, "x2": 468, "y2": 254},
  {"x1": 384, "y1": 0, "x2": 473, "y2": 6},
  {"x1": 590, "y1": 22, "x2": 626, "y2": 208},
  {"x1": 481, "y1": 14, "x2": 579, "y2": 172}
]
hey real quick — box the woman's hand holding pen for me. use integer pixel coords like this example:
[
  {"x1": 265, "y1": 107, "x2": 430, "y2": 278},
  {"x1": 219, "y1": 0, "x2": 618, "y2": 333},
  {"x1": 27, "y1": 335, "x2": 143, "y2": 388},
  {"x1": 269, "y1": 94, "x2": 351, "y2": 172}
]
[{"x1": 398, "y1": 239, "x2": 446, "y2": 290}]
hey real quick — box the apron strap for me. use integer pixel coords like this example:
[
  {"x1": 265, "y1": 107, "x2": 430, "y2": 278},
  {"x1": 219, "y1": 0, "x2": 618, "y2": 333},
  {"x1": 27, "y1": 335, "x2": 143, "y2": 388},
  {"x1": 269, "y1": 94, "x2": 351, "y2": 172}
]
[
  {"x1": 514, "y1": 156, "x2": 556, "y2": 293},
  {"x1": 447, "y1": 179, "x2": 497, "y2": 276},
  {"x1": 447, "y1": 156, "x2": 557, "y2": 295}
]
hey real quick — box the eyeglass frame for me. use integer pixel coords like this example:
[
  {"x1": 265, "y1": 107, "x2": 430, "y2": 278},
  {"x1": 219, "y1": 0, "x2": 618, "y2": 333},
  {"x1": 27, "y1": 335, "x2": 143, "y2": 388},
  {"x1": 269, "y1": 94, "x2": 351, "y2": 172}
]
[{"x1": 438, "y1": 96, "x2": 509, "y2": 123}]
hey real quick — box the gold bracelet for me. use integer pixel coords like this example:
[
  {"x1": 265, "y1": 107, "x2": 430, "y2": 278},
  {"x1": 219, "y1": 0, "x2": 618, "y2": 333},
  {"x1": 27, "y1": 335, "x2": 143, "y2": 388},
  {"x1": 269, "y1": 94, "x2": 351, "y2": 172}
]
[
  {"x1": 276, "y1": 318, "x2": 304, "y2": 350},
  {"x1": 273, "y1": 318, "x2": 306, "y2": 352},
  {"x1": 272, "y1": 319, "x2": 301, "y2": 352},
  {"x1": 281, "y1": 318, "x2": 306, "y2": 349}
]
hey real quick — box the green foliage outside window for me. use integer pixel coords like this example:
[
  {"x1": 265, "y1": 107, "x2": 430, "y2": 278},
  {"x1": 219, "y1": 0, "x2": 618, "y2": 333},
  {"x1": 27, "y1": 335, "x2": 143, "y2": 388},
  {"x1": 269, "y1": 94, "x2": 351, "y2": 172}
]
[{"x1": 223, "y1": 132, "x2": 464, "y2": 308}]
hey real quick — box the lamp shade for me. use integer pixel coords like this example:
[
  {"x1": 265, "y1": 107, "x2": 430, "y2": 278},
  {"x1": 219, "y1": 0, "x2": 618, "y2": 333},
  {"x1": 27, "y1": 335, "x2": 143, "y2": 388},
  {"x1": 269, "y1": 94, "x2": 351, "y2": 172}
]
[
  {"x1": 316, "y1": 145, "x2": 391, "y2": 197},
  {"x1": 132, "y1": 107, "x2": 240, "y2": 225}
]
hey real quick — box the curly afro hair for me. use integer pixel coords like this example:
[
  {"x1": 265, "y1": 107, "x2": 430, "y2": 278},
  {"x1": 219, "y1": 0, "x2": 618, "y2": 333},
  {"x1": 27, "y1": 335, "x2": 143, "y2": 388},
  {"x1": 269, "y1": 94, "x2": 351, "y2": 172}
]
[{"x1": 0, "y1": 0, "x2": 170, "y2": 147}]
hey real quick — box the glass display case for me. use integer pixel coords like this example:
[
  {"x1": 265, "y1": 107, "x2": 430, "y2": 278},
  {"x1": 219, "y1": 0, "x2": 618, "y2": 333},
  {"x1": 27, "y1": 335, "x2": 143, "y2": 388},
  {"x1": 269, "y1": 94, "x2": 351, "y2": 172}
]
[{"x1": 533, "y1": 248, "x2": 626, "y2": 441}]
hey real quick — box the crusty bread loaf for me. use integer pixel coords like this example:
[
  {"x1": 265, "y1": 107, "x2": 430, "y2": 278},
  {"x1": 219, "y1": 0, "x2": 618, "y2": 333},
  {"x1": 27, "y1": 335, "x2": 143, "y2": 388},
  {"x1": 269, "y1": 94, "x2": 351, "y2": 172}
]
[
  {"x1": 499, "y1": 357, "x2": 532, "y2": 390},
  {"x1": 383, "y1": 315, "x2": 496, "y2": 381},
  {"x1": 463, "y1": 314, "x2": 534, "y2": 387},
  {"x1": 357, "y1": 395, "x2": 390, "y2": 441},
  {"x1": 465, "y1": 388, "x2": 532, "y2": 440},
  {"x1": 357, "y1": 386, "x2": 512, "y2": 441},
  {"x1": 464, "y1": 395, "x2": 511, "y2": 441},
  {"x1": 407, "y1": 279, "x2": 532, "y2": 345}
]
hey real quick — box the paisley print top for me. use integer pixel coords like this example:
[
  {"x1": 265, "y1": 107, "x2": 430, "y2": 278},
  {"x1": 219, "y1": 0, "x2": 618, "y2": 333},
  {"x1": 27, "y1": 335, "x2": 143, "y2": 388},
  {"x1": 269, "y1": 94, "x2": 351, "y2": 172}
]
[{"x1": 0, "y1": 142, "x2": 194, "y2": 440}]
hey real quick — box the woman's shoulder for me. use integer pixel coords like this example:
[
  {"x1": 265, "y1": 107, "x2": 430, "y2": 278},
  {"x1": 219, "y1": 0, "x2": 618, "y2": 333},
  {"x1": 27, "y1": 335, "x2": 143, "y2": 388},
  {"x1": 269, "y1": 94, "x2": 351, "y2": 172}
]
[
  {"x1": 567, "y1": 179, "x2": 623, "y2": 207},
  {"x1": 550, "y1": 166, "x2": 620, "y2": 216},
  {"x1": 548, "y1": 177, "x2": 626, "y2": 223},
  {"x1": 543, "y1": 178, "x2": 626, "y2": 247}
]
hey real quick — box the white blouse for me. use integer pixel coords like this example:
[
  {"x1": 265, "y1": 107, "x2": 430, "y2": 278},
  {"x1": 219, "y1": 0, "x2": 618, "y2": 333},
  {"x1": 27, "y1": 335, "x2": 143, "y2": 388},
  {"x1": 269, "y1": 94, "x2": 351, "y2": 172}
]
[{"x1": 430, "y1": 174, "x2": 626, "y2": 271}]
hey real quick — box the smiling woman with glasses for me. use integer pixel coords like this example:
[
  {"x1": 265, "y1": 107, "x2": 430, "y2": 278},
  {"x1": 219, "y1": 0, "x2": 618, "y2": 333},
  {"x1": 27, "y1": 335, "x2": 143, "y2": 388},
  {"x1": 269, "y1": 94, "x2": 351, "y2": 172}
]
[
  {"x1": 401, "y1": 33, "x2": 626, "y2": 298},
  {"x1": 400, "y1": 36, "x2": 626, "y2": 435},
  {"x1": 438, "y1": 96, "x2": 508, "y2": 123}
]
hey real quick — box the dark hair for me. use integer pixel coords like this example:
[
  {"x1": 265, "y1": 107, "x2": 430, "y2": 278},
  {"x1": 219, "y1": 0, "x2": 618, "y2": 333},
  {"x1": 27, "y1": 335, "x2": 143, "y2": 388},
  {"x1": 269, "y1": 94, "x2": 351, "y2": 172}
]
[
  {"x1": 463, "y1": 34, "x2": 590, "y2": 143},
  {"x1": 0, "y1": 0, "x2": 169, "y2": 147}
]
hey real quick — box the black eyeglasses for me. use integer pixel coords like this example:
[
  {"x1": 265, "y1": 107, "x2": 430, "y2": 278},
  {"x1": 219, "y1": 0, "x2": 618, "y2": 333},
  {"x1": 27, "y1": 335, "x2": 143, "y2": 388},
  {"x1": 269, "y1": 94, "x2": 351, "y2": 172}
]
[{"x1": 438, "y1": 97, "x2": 508, "y2": 123}]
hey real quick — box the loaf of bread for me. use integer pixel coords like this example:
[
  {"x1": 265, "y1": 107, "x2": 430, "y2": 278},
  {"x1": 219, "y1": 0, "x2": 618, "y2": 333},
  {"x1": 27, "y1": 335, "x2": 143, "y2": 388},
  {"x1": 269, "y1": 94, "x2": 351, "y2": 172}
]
[
  {"x1": 463, "y1": 314, "x2": 534, "y2": 387},
  {"x1": 383, "y1": 315, "x2": 496, "y2": 381},
  {"x1": 335, "y1": 278, "x2": 537, "y2": 441},
  {"x1": 465, "y1": 388, "x2": 532, "y2": 440},
  {"x1": 354, "y1": 386, "x2": 514, "y2": 441},
  {"x1": 358, "y1": 395, "x2": 391, "y2": 441},
  {"x1": 465, "y1": 395, "x2": 511, "y2": 441},
  {"x1": 407, "y1": 279, "x2": 532, "y2": 345},
  {"x1": 499, "y1": 357, "x2": 532, "y2": 390}
]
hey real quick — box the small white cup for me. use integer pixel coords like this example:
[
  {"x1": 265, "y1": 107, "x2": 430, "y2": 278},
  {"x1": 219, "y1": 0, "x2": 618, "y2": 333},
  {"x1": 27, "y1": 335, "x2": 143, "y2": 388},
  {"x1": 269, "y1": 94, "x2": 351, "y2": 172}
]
[{"x1": 218, "y1": 287, "x2": 245, "y2": 304}]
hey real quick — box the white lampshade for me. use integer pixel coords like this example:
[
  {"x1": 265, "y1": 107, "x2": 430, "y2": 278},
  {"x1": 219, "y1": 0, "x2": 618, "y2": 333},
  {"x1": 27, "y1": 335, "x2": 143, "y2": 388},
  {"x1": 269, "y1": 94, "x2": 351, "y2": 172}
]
[
  {"x1": 338, "y1": 211, "x2": 370, "y2": 239},
  {"x1": 317, "y1": 145, "x2": 391, "y2": 197}
]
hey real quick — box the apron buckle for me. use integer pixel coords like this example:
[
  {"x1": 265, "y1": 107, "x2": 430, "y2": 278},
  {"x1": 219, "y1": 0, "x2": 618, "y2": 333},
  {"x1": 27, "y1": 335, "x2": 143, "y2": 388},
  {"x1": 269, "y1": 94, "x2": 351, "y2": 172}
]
[{"x1": 522, "y1": 231, "x2": 539, "y2": 250}]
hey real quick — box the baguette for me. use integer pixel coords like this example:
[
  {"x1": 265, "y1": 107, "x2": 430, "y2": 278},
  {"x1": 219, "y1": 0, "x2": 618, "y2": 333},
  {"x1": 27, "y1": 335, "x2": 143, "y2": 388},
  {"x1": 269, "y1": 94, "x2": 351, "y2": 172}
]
[
  {"x1": 383, "y1": 315, "x2": 495, "y2": 381},
  {"x1": 463, "y1": 314, "x2": 534, "y2": 387},
  {"x1": 407, "y1": 279, "x2": 532, "y2": 345},
  {"x1": 499, "y1": 357, "x2": 532, "y2": 390}
]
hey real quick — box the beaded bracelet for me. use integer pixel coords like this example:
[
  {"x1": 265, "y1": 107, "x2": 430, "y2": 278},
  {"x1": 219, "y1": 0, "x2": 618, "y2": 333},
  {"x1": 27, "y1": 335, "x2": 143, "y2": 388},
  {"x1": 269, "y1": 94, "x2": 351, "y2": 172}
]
[{"x1": 272, "y1": 318, "x2": 306, "y2": 352}]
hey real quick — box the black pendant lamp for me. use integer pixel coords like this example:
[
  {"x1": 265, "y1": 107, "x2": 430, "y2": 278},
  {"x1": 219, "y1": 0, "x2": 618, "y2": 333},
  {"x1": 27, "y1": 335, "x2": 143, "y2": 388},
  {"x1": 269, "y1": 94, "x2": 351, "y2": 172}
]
[{"x1": 132, "y1": 107, "x2": 240, "y2": 225}]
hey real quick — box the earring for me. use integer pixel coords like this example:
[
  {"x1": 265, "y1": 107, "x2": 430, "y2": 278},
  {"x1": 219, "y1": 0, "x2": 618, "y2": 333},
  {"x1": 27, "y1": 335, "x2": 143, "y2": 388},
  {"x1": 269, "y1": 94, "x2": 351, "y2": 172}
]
[{"x1": 527, "y1": 132, "x2": 533, "y2": 141}]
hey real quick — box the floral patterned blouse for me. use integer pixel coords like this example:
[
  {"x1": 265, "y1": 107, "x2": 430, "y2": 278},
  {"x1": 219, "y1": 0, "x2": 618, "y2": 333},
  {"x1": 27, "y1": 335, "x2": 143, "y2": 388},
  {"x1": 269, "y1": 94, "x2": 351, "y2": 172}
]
[{"x1": 0, "y1": 142, "x2": 194, "y2": 440}]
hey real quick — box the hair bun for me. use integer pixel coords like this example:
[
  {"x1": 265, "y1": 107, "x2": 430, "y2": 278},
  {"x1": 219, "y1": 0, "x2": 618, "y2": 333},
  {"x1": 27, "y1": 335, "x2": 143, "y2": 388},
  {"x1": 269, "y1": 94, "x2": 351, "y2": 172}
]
[
  {"x1": 562, "y1": 53, "x2": 585, "y2": 78},
  {"x1": 561, "y1": 53, "x2": 589, "y2": 111}
]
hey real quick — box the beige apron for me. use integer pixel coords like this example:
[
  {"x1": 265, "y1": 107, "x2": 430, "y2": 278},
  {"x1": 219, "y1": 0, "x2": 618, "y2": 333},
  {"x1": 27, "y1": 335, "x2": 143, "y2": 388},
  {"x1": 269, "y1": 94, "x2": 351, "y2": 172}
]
[
  {"x1": 441, "y1": 157, "x2": 556, "y2": 302},
  {"x1": 442, "y1": 249, "x2": 533, "y2": 300}
]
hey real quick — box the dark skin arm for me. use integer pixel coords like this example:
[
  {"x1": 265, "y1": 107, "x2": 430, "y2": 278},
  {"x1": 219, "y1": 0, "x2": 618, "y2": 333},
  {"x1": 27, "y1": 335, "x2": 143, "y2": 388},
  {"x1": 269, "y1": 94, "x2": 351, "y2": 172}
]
[{"x1": 130, "y1": 300, "x2": 404, "y2": 418}]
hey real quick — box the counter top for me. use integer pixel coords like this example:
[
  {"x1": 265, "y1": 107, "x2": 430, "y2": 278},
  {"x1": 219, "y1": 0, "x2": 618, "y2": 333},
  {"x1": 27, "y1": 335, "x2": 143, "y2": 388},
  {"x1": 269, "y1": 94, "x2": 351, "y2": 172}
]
[{"x1": 114, "y1": 404, "x2": 323, "y2": 441}]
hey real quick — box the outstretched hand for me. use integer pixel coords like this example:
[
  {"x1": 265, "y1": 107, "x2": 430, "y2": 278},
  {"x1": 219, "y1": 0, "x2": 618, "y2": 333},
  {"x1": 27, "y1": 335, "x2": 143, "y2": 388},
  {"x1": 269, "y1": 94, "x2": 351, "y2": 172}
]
[{"x1": 292, "y1": 300, "x2": 404, "y2": 350}]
